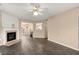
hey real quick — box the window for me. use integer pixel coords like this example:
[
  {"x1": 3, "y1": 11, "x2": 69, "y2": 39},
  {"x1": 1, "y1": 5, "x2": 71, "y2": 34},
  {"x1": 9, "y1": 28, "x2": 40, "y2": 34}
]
[{"x1": 36, "y1": 23, "x2": 42, "y2": 30}]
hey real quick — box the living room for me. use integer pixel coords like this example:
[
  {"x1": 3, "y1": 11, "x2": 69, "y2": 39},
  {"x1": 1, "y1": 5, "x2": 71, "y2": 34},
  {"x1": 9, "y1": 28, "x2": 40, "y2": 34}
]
[{"x1": 0, "y1": 3, "x2": 79, "y2": 55}]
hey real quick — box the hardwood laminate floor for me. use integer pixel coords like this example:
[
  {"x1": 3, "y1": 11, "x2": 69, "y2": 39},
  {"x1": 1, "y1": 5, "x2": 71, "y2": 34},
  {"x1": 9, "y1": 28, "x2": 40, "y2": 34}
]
[{"x1": 0, "y1": 36, "x2": 79, "y2": 55}]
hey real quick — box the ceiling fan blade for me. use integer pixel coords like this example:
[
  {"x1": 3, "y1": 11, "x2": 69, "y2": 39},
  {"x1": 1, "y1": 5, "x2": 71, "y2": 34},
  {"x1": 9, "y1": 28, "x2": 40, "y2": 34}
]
[
  {"x1": 38, "y1": 12, "x2": 42, "y2": 15},
  {"x1": 38, "y1": 7, "x2": 48, "y2": 12},
  {"x1": 38, "y1": 8, "x2": 43, "y2": 11}
]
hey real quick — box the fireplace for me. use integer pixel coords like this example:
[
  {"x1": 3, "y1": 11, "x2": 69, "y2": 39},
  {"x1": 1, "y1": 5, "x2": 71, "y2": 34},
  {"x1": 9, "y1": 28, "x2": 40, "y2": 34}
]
[{"x1": 7, "y1": 32, "x2": 16, "y2": 42}]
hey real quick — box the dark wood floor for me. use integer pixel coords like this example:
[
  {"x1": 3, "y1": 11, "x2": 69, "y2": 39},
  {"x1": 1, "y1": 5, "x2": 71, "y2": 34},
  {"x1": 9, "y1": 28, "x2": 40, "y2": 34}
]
[{"x1": 0, "y1": 36, "x2": 79, "y2": 55}]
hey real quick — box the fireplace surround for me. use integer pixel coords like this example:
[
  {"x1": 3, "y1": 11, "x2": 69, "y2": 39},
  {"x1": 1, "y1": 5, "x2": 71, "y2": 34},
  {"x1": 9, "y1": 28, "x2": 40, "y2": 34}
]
[{"x1": 1, "y1": 29, "x2": 20, "y2": 46}]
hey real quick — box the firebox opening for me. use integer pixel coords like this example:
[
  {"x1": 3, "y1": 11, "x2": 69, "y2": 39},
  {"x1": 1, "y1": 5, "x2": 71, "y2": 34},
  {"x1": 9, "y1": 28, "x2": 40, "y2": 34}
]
[{"x1": 7, "y1": 32, "x2": 16, "y2": 42}]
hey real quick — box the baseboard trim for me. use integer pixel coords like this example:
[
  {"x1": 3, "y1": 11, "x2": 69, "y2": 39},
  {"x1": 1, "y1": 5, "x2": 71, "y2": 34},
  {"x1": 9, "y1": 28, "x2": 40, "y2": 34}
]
[{"x1": 48, "y1": 39, "x2": 79, "y2": 51}]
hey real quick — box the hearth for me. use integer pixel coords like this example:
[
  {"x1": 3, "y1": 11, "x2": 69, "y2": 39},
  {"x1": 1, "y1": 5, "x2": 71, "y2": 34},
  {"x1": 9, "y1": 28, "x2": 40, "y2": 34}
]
[{"x1": 7, "y1": 32, "x2": 16, "y2": 42}]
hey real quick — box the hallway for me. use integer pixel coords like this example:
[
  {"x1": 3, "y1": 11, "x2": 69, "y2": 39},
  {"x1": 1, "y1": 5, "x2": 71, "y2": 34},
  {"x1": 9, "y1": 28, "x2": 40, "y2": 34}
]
[{"x1": 0, "y1": 36, "x2": 79, "y2": 55}]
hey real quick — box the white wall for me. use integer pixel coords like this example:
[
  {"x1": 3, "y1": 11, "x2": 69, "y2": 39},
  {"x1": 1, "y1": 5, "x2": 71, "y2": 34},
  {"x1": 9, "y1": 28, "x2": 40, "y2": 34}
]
[
  {"x1": 0, "y1": 12, "x2": 2, "y2": 35},
  {"x1": 47, "y1": 8, "x2": 79, "y2": 50},
  {"x1": 0, "y1": 11, "x2": 3, "y2": 45},
  {"x1": 2, "y1": 12, "x2": 19, "y2": 29}
]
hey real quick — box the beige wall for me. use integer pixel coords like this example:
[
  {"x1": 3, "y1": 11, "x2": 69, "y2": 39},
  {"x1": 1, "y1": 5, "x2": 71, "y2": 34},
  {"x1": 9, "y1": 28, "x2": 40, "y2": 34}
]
[{"x1": 47, "y1": 8, "x2": 79, "y2": 50}]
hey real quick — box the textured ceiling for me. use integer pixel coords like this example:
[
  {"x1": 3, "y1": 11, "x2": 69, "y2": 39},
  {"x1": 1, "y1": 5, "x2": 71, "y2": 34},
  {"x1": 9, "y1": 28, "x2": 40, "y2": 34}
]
[{"x1": 0, "y1": 3, "x2": 79, "y2": 21}]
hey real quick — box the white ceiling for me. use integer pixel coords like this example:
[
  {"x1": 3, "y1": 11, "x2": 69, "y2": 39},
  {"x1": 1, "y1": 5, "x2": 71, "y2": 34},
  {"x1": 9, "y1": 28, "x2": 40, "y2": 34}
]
[{"x1": 0, "y1": 3, "x2": 79, "y2": 21}]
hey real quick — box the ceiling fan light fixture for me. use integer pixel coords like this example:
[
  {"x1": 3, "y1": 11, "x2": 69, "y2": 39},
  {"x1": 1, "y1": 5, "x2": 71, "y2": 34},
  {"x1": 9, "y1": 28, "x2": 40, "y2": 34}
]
[
  {"x1": 33, "y1": 11, "x2": 38, "y2": 16},
  {"x1": 28, "y1": 3, "x2": 45, "y2": 16}
]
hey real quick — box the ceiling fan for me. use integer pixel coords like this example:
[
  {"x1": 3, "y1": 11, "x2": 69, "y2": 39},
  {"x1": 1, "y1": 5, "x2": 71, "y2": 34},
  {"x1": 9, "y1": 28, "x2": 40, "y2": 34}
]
[{"x1": 28, "y1": 3, "x2": 47, "y2": 16}]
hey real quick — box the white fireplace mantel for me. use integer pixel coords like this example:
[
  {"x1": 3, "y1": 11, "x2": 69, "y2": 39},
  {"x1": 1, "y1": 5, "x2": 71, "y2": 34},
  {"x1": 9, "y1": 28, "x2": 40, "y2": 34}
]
[{"x1": 1, "y1": 28, "x2": 20, "y2": 46}]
